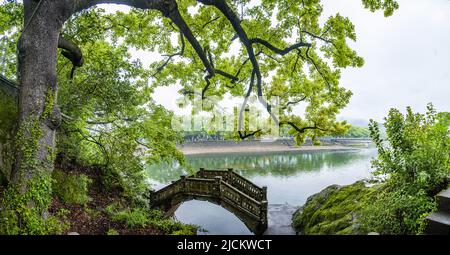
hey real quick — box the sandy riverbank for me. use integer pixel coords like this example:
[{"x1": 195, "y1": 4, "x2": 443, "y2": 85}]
[{"x1": 179, "y1": 143, "x2": 360, "y2": 156}]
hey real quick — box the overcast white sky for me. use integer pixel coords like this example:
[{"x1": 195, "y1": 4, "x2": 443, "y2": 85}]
[
  {"x1": 323, "y1": 0, "x2": 450, "y2": 124},
  {"x1": 104, "y1": 0, "x2": 450, "y2": 125}
]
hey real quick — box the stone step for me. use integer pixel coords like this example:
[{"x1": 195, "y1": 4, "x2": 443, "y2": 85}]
[
  {"x1": 436, "y1": 188, "x2": 450, "y2": 212},
  {"x1": 424, "y1": 211, "x2": 450, "y2": 235}
]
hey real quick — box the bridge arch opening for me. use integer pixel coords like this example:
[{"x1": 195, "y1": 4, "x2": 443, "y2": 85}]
[{"x1": 173, "y1": 199, "x2": 253, "y2": 235}]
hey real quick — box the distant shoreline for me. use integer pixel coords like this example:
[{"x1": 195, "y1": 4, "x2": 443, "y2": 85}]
[{"x1": 179, "y1": 142, "x2": 366, "y2": 156}]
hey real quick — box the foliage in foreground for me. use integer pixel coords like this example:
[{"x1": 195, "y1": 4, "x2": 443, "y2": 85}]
[
  {"x1": 105, "y1": 203, "x2": 197, "y2": 235},
  {"x1": 0, "y1": 174, "x2": 68, "y2": 235},
  {"x1": 359, "y1": 104, "x2": 449, "y2": 234},
  {"x1": 293, "y1": 104, "x2": 449, "y2": 235},
  {"x1": 0, "y1": 0, "x2": 398, "y2": 234},
  {"x1": 52, "y1": 170, "x2": 92, "y2": 205}
]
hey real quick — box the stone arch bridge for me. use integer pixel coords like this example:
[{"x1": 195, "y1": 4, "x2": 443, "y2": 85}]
[{"x1": 149, "y1": 168, "x2": 268, "y2": 235}]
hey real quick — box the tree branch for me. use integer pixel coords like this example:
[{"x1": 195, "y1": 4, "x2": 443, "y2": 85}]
[
  {"x1": 281, "y1": 96, "x2": 307, "y2": 110},
  {"x1": 238, "y1": 130, "x2": 261, "y2": 140},
  {"x1": 165, "y1": 7, "x2": 214, "y2": 75},
  {"x1": 238, "y1": 69, "x2": 256, "y2": 131},
  {"x1": 75, "y1": 0, "x2": 215, "y2": 76},
  {"x1": 250, "y1": 38, "x2": 311, "y2": 56},
  {"x1": 214, "y1": 69, "x2": 238, "y2": 83},
  {"x1": 202, "y1": 15, "x2": 220, "y2": 28},
  {"x1": 152, "y1": 31, "x2": 185, "y2": 76},
  {"x1": 301, "y1": 30, "x2": 333, "y2": 44},
  {"x1": 280, "y1": 121, "x2": 327, "y2": 133},
  {"x1": 58, "y1": 36, "x2": 84, "y2": 79},
  {"x1": 198, "y1": 0, "x2": 279, "y2": 126},
  {"x1": 74, "y1": 0, "x2": 163, "y2": 13},
  {"x1": 202, "y1": 73, "x2": 213, "y2": 100},
  {"x1": 302, "y1": 47, "x2": 331, "y2": 88}
]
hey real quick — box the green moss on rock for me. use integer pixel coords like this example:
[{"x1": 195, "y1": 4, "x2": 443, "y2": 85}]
[
  {"x1": 53, "y1": 170, "x2": 92, "y2": 205},
  {"x1": 292, "y1": 181, "x2": 376, "y2": 235}
]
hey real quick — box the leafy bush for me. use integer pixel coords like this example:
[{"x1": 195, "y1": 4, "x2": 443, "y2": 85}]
[
  {"x1": 106, "y1": 229, "x2": 119, "y2": 235},
  {"x1": 360, "y1": 188, "x2": 436, "y2": 234},
  {"x1": 0, "y1": 174, "x2": 68, "y2": 235},
  {"x1": 370, "y1": 104, "x2": 449, "y2": 194},
  {"x1": 360, "y1": 104, "x2": 449, "y2": 234},
  {"x1": 53, "y1": 170, "x2": 92, "y2": 205},
  {"x1": 105, "y1": 203, "x2": 196, "y2": 234},
  {"x1": 151, "y1": 219, "x2": 197, "y2": 235},
  {"x1": 108, "y1": 206, "x2": 150, "y2": 228}
]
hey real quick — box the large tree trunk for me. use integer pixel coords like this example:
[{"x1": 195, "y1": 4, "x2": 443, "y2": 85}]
[
  {"x1": 12, "y1": 0, "x2": 65, "y2": 194},
  {"x1": 0, "y1": 1, "x2": 73, "y2": 234},
  {"x1": 3, "y1": 0, "x2": 190, "y2": 233}
]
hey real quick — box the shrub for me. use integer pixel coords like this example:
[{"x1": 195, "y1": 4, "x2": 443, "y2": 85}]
[
  {"x1": 360, "y1": 188, "x2": 436, "y2": 234},
  {"x1": 105, "y1": 204, "x2": 150, "y2": 228},
  {"x1": 0, "y1": 174, "x2": 68, "y2": 235},
  {"x1": 106, "y1": 229, "x2": 119, "y2": 235},
  {"x1": 105, "y1": 203, "x2": 196, "y2": 234},
  {"x1": 53, "y1": 170, "x2": 92, "y2": 205},
  {"x1": 360, "y1": 104, "x2": 449, "y2": 234}
]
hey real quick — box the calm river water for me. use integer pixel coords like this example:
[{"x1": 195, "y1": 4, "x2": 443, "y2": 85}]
[{"x1": 146, "y1": 148, "x2": 377, "y2": 235}]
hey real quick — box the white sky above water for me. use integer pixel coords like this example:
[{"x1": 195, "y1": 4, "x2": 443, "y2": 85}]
[{"x1": 102, "y1": 0, "x2": 450, "y2": 125}]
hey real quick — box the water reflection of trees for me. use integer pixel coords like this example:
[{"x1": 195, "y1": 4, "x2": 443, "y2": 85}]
[{"x1": 146, "y1": 150, "x2": 372, "y2": 184}]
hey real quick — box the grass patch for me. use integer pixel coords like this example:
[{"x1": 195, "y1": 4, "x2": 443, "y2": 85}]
[{"x1": 105, "y1": 203, "x2": 197, "y2": 235}]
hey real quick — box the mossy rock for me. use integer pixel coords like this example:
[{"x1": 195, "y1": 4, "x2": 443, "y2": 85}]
[
  {"x1": 292, "y1": 181, "x2": 376, "y2": 235},
  {"x1": 53, "y1": 170, "x2": 92, "y2": 205}
]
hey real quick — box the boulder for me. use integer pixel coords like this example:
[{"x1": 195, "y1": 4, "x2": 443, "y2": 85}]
[{"x1": 292, "y1": 181, "x2": 375, "y2": 235}]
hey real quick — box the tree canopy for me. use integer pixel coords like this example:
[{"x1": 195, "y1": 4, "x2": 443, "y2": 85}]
[
  {"x1": 1, "y1": 0, "x2": 399, "y2": 142},
  {"x1": 0, "y1": 0, "x2": 398, "y2": 234}
]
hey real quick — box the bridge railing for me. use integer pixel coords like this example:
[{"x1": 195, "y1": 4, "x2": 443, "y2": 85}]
[
  {"x1": 151, "y1": 178, "x2": 184, "y2": 202},
  {"x1": 219, "y1": 177, "x2": 267, "y2": 222},
  {"x1": 151, "y1": 171, "x2": 268, "y2": 226},
  {"x1": 195, "y1": 168, "x2": 267, "y2": 201},
  {"x1": 184, "y1": 177, "x2": 218, "y2": 197}
]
